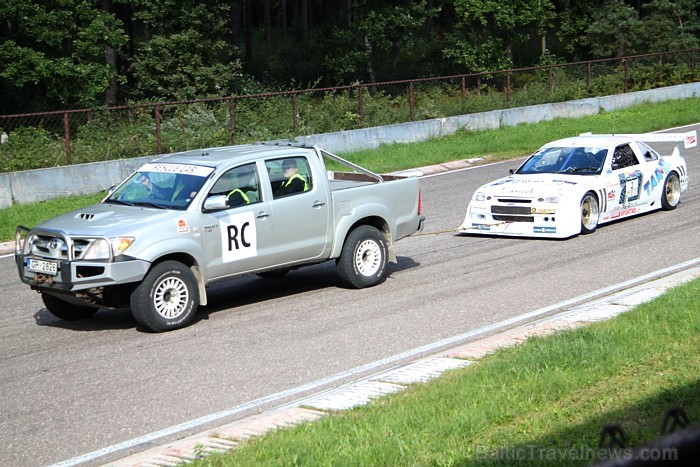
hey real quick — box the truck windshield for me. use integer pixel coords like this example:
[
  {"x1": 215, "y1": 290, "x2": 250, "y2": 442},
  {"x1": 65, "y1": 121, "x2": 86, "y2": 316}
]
[
  {"x1": 516, "y1": 146, "x2": 607, "y2": 175},
  {"x1": 105, "y1": 168, "x2": 211, "y2": 210}
]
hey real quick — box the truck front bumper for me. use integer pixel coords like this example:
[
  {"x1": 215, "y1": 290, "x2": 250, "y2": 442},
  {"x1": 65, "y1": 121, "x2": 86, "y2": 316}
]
[{"x1": 16, "y1": 254, "x2": 151, "y2": 292}]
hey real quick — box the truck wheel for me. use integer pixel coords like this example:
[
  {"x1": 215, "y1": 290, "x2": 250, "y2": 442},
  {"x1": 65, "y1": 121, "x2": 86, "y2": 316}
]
[
  {"x1": 661, "y1": 172, "x2": 681, "y2": 210},
  {"x1": 41, "y1": 293, "x2": 98, "y2": 321},
  {"x1": 130, "y1": 261, "x2": 199, "y2": 332},
  {"x1": 336, "y1": 225, "x2": 388, "y2": 289},
  {"x1": 580, "y1": 192, "x2": 599, "y2": 234}
]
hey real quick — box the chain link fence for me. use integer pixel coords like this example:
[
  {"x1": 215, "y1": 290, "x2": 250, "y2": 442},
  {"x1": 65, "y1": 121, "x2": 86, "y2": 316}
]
[{"x1": 1, "y1": 49, "x2": 697, "y2": 173}]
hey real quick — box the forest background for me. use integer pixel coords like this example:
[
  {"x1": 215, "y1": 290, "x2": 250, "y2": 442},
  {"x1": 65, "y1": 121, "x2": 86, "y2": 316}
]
[{"x1": 2, "y1": 0, "x2": 700, "y2": 114}]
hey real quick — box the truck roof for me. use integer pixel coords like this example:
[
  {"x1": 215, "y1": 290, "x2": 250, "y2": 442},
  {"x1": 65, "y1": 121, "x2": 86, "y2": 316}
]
[{"x1": 150, "y1": 142, "x2": 317, "y2": 168}]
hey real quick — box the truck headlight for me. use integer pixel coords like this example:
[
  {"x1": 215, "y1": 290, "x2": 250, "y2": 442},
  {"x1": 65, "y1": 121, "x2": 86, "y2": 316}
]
[{"x1": 82, "y1": 237, "x2": 134, "y2": 260}]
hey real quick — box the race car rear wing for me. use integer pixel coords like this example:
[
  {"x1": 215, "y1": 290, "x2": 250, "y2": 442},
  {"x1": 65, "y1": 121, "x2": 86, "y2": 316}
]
[{"x1": 580, "y1": 130, "x2": 697, "y2": 149}]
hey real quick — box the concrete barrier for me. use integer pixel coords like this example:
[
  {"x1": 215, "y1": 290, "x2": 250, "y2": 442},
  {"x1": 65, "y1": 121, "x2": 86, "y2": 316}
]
[{"x1": 2, "y1": 82, "x2": 699, "y2": 209}]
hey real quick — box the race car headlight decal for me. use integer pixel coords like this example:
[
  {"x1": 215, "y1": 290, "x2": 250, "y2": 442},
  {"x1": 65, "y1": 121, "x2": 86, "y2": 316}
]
[{"x1": 545, "y1": 197, "x2": 559, "y2": 203}]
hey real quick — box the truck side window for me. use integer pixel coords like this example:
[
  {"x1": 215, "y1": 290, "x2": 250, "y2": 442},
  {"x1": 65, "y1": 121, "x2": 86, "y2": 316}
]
[
  {"x1": 209, "y1": 163, "x2": 261, "y2": 207},
  {"x1": 266, "y1": 157, "x2": 312, "y2": 199}
]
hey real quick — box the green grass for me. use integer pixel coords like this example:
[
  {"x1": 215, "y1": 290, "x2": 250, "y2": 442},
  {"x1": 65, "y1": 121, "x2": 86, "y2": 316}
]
[
  {"x1": 193, "y1": 279, "x2": 700, "y2": 466},
  {"x1": 2, "y1": 98, "x2": 699, "y2": 242},
  {"x1": 1, "y1": 192, "x2": 105, "y2": 242}
]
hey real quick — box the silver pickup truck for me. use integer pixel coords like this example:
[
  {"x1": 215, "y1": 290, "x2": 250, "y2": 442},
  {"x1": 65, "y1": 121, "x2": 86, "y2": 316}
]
[{"x1": 15, "y1": 143, "x2": 425, "y2": 332}]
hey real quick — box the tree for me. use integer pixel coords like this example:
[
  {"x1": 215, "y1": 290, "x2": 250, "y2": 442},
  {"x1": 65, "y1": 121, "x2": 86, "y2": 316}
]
[
  {"x1": 0, "y1": 0, "x2": 127, "y2": 111},
  {"x1": 443, "y1": 0, "x2": 556, "y2": 72},
  {"x1": 641, "y1": 0, "x2": 700, "y2": 52},
  {"x1": 122, "y1": 0, "x2": 245, "y2": 100},
  {"x1": 324, "y1": 0, "x2": 440, "y2": 83},
  {"x1": 585, "y1": 0, "x2": 642, "y2": 57}
]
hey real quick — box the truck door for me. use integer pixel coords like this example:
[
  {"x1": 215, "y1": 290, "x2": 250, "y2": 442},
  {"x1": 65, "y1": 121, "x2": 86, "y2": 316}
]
[
  {"x1": 264, "y1": 156, "x2": 331, "y2": 265},
  {"x1": 200, "y1": 162, "x2": 275, "y2": 279}
]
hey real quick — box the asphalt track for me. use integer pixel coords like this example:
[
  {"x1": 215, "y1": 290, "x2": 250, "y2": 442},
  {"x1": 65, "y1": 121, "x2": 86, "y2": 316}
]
[{"x1": 1, "y1": 123, "x2": 698, "y2": 466}]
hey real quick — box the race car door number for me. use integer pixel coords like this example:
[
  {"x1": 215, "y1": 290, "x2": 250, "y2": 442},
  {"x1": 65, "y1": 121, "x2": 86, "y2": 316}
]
[{"x1": 27, "y1": 258, "x2": 58, "y2": 275}]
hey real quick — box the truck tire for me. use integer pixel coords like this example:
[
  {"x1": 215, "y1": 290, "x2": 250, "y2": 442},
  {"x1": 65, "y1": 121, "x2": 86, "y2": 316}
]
[
  {"x1": 580, "y1": 192, "x2": 599, "y2": 235},
  {"x1": 336, "y1": 225, "x2": 388, "y2": 289},
  {"x1": 130, "y1": 261, "x2": 199, "y2": 332},
  {"x1": 41, "y1": 293, "x2": 99, "y2": 321},
  {"x1": 660, "y1": 172, "x2": 681, "y2": 210}
]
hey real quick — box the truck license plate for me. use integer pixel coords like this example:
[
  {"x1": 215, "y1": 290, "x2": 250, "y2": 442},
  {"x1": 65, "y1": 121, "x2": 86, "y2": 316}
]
[{"x1": 27, "y1": 258, "x2": 58, "y2": 275}]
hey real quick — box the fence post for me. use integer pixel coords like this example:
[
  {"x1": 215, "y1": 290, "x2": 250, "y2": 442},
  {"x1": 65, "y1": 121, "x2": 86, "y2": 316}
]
[
  {"x1": 409, "y1": 81, "x2": 415, "y2": 121},
  {"x1": 358, "y1": 85, "x2": 364, "y2": 129},
  {"x1": 154, "y1": 104, "x2": 162, "y2": 154},
  {"x1": 228, "y1": 98, "x2": 236, "y2": 145},
  {"x1": 587, "y1": 62, "x2": 592, "y2": 87},
  {"x1": 691, "y1": 49, "x2": 695, "y2": 69},
  {"x1": 548, "y1": 66, "x2": 553, "y2": 93},
  {"x1": 63, "y1": 112, "x2": 72, "y2": 165},
  {"x1": 292, "y1": 92, "x2": 298, "y2": 131},
  {"x1": 623, "y1": 59, "x2": 629, "y2": 93},
  {"x1": 506, "y1": 72, "x2": 511, "y2": 105}
]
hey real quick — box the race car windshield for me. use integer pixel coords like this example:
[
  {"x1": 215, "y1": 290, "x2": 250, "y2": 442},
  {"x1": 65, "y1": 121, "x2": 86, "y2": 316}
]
[
  {"x1": 104, "y1": 170, "x2": 211, "y2": 210},
  {"x1": 516, "y1": 146, "x2": 607, "y2": 175}
]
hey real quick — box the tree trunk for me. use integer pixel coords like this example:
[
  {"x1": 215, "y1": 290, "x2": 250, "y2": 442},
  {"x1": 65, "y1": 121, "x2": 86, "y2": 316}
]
[
  {"x1": 364, "y1": 35, "x2": 376, "y2": 89},
  {"x1": 101, "y1": 0, "x2": 118, "y2": 106},
  {"x1": 301, "y1": 0, "x2": 309, "y2": 46},
  {"x1": 244, "y1": 0, "x2": 253, "y2": 64},
  {"x1": 230, "y1": 0, "x2": 242, "y2": 45},
  {"x1": 264, "y1": 0, "x2": 271, "y2": 43}
]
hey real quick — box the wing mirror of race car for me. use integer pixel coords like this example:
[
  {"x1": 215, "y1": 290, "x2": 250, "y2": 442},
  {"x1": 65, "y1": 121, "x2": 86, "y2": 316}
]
[{"x1": 509, "y1": 168, "x2": 515, "y2": 175}]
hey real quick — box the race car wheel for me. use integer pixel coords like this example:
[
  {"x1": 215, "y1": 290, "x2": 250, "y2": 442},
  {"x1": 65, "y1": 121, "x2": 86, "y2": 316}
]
[
  {"x1": 661, "y1": 172, "x2": 681, "y2": 210},
  {"x1": 41, "y1": 293, "x2": 99, "y2": 321},
  {"x1": 130, "y1": 261, "x2": 199, "y2": 332},
  {"x1": 336, "y1": 225, "x2": 388, "y2": 289},
  {"x1": 580, "y1": 192, "x2": 599, "y2": 235}
]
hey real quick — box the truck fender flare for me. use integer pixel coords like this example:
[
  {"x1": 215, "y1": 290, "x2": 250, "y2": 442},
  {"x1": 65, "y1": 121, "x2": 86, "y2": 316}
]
[
  {"x1": 138, "y1": 238, "x2": 208, "y2": 305},
  {"x1": 331, "y1": 204, "x2": 394, "y2": 261}
]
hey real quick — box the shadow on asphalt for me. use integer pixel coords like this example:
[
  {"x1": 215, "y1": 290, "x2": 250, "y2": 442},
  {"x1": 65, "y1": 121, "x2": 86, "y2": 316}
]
[{"x1": 32, "y1": 256, "x2": 421, "y2": 332}]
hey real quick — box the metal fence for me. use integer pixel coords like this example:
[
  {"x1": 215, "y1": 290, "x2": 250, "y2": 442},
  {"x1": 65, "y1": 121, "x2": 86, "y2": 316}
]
[{"x1": 1, "y1": 48, "x2": 697, "y2": 173}]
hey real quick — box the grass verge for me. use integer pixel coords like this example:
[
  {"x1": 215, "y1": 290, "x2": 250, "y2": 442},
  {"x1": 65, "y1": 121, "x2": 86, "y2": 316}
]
[
  {"x1": 2, "y1": 98, "x2": 699, "y2": 242},
  {"x1": 194, "y1": 278, "x2": 700, "y2": 466}
]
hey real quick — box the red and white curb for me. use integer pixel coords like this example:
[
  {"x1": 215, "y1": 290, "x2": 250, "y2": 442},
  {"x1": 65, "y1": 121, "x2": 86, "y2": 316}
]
[{"x1": 104, "y1": 262, "x2": 700, "y2": 467}]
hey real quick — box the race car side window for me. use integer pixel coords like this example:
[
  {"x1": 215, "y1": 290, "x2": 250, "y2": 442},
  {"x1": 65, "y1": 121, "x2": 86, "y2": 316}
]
[
  {"x1": 611, "y1": 144, "x2": 639, "y2": 170},
  {"x1": 638, "y1": 142, "x2": 659, "y2": 162}
]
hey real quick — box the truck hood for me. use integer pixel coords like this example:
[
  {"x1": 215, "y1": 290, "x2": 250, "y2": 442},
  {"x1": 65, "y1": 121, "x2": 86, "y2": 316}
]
[
  {"x1": 477, "y1": 174, "x2": 583, "y2": 198},
  {"x1": 36, "y1": 202, "x2": 179, "y2": 237}
]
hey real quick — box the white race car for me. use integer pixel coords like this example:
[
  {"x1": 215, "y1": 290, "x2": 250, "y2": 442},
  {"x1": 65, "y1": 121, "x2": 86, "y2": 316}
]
[{"x1": 458, "y1": 130, "x2": 697, "y2": 238}]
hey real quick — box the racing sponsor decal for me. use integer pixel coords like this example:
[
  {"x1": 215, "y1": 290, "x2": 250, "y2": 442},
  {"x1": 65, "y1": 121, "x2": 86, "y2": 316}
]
[
  {"x1": 140, "y1": 162, "x2": 214, "y2": 177},
  {"x1": 610, "y1": 207, "x2": 638, "y2": 219},
  {"x1": 220, "y1": 211, "x2": 257, "y2": 262},
  {"x1": 642, "y1": 159, "x2": 671, "y2": 196},
  {"x1": 531, "y1": 207, "x2": 556, "y2": 214},
  {"x1": 472, "y1": 224, "x2": 492, "y2": 231},
  {"x1": 176, "y1": 218, "x2": 190, "y2": 234},
  {"x1": 533, "y1": 226, "x2": 556, "y2": 233},
  {"x1": 618, "y1": 170, "x2": 642, "y2": 204}
]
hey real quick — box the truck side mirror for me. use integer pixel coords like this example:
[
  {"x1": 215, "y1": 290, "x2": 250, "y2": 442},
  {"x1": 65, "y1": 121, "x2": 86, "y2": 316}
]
[{"x1": 203, "y1": 195, "x2": 229, "y2": 212}]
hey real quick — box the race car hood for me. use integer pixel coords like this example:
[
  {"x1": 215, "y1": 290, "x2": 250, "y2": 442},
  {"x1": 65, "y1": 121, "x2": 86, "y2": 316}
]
[
  {"x1": 35, "y1": 202, "x2": 179, "y2": 237},
  {"x1": 476, "y1": 174, "x2": 582, "y2": 198}
]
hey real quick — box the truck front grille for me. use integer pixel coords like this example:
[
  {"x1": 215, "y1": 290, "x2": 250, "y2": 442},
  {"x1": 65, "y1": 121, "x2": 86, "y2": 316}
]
[{"x1": 29, "y1": 234, "x2": 91, "y2": 260}]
